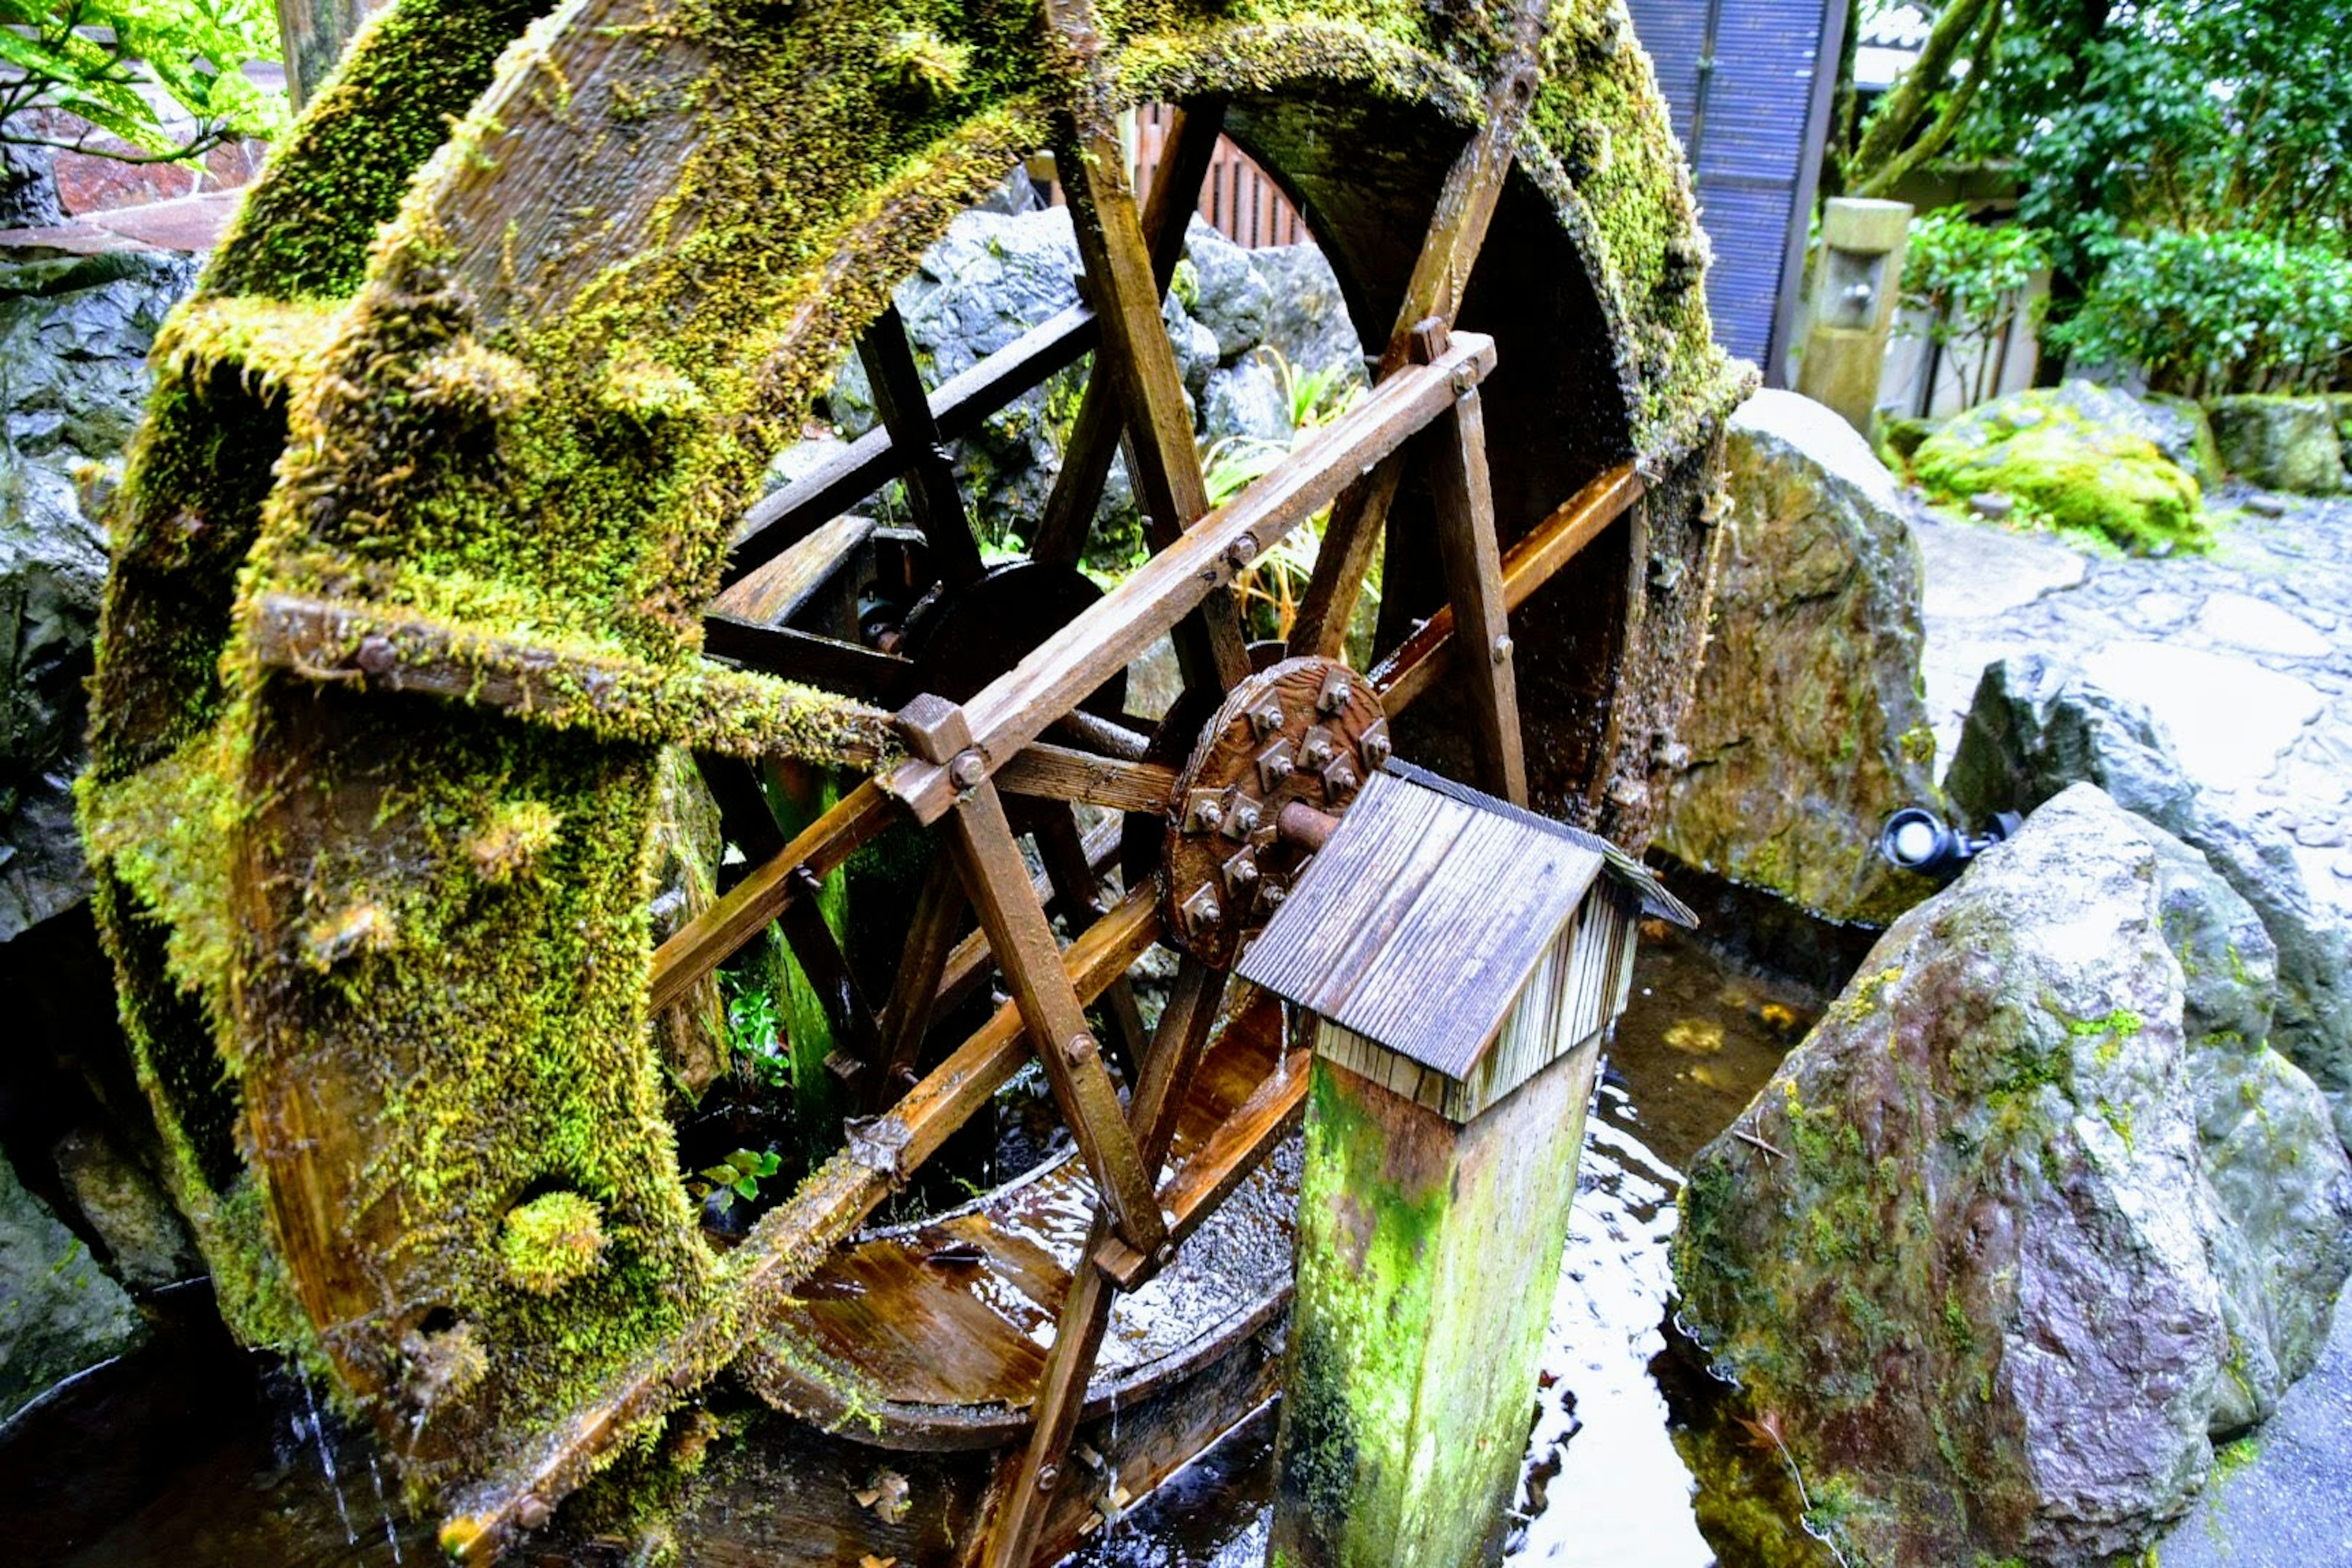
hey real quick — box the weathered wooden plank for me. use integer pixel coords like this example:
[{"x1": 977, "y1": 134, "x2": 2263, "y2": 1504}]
[
  {"x1": 700, "y1": 614, "x2": 914, "y2": 704},
  {"x1": 647, "y1": 780, "x2": 897, "y2": 1014},
  {"x1": 1369, "y1": 461, "x2": 1642, "y2": 715},
  {"x1": 930, "y1": 815, "x2": 1118, "y2": 1021},
  {"x1": 725, "y1": 303, "x2": 1100, "y2": 585},
  {"x1": 883, "y1": 332, "x2": 1498, "y2": 823},
  {"x1": 872, "y1": 855, "x2": 968, "y2": 1105},
  {"x1": 996, "y1": 742, "x2": 1177, "y2": 813},
  {"x1": 1417, "y1": 325, "x2": 1528, "y2": 804},
  {"x1": 943, "y1": 779, "x2": 1166, "y2": 1256},
  {"x1": 858, "y1": 301, "x2": 987, "y2": 589},
  {"x1": 707, "y1": 513, "x2": 872, "y2": 626}
]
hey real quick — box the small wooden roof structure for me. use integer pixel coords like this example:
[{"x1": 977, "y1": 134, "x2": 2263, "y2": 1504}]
[{"x1": 1238, "y1": 763, "x2": 1694, "y2": 1086}]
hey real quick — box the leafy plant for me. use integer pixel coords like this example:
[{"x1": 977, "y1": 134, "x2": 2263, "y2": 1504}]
[
  {"x1": 692, "y1": 1147, "x2": 782, "y2": 1213},
  {"x1": 1898, "y1": 212, "x2": 2049, "y2": 406},
  {"x1": 722, "y1": 970, "x2": 793, "y2": 1089},
  {"x1": 0, "y1": 0, "x2": 290, "y2": 164},
  {"x1": 2054, "y1": 228, "x2": 2352, "y2": 397}
]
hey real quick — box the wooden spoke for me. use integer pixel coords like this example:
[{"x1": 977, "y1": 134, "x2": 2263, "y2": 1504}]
[
  {"x1": 997, "y1": 741, "x2": 1177, "y2": 813},
  {"x1": 982, "y1": 957, "x2": 1229, "y2": 1568},
  {"x1": 1028, "y1": 806, "x2": 1152, "y2": 1071},
  {"x1": 1416, "y1": 321, "x2": 1528, "y2": 804},
  {"x1": 1055, "y1": 105, "x2": 1253, "y2": 693},
  {"x1": 883, "y1": 330, "x2": 1497, "y2": 824},
  {"x1": 693, "y1": 753, "x2": 788, "y2": 874},
  {"x1": 1287, "y1": 39, "x2": 1548, "y2": 660},
  {"x1": 701, "y1": 614, "x2": 914, "y2": 704},
  {"x1": 871, "y1": 854, "x2": 970, "y2": 1106},
  {"x1": 725, "y1": 303, "x2": 1099, "y2": 587},
  {"x1": 1370, "y1": 461, "x2": 1643, "y2": 714},
  {"x1": 775, "y1": 867, "x2": 887, "y2": 1090},
  {"x1": 1029, "y1": 97, "x2": 1227, "y2": 569},
  {"x1": 932, "y1": 815, "x2": 1119, "y2": 1022},
  {"x1": 708, "y1": 513, "x2": 872, "y2": 626},
  {"x1": 647, "y1": 779, "x2": 897, "y2": 1014},
  {"x1": 858, "y1": 301, "x2": 988, "y2": 589},
  {"x1": 943, "y1": 775, "x2": 1167, "y2": 1257}
]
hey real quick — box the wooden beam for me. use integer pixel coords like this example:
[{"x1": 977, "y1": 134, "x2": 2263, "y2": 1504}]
[
  {"x1": 1286, "y1": 44, "x2": 1546, "y2": 660},
  {"x1": 943, "y1": 776, "x2": 1166, "y2": 1258},
  {"x1": 930, "y1": 815, "x2": 1118, "y2": 1022},
  {"x1": 700, "y1": 614, "x2": 914, "y2": 704},
  {"x1": 1417, "y1": 322, "x2": 1527, "y2": 804},
  {"x1": 1370, "y1": 461, "x2": 1642, "y2": 715},
  {"x1": 707, "y1": 512, "x2": 872, "y2": 626},
  {"x1": 647, "y1": 780, "x2": 897, "y2": 1014},
  {"x1": 1055, "y1": 104, "x2": 1253, "y2": 693},
  {"x1": 882, "y1": 331, "x2": 1498, "y2": 823},
  {"x1": 871, "y1": 854, "x2": 968, "y2": 1105},
  {"x1": 857, "y1": 301, "x2": 987, "y2": 589},
  {"x1": 997, "y1": 741, "x2": 1177, "y2": 813},
  {"x1": 775, "y1": 865, "x2": 886, "y2": 1091},
  {"x1": 1028, "y1": 806, "x2": 1152, "y2": 1072},
  {"x1": 1030, "y1": 98, "x2": 1228, "y2": 568},
  {"x1": 982, "y1": 957, "x2": 1230, "y2": 1568},
  {"x1": 724, "y1": 304, "x2": 1099, "y2": 586}
]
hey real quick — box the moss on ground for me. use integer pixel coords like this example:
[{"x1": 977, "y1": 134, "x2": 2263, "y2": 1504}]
[{"x1": 1911, "y1": 396, "x2": 2209, "y2": 554}]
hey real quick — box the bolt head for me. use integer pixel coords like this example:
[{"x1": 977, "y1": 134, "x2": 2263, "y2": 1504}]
[
  {"x1": 1298, "y1": 732, "x2": 1334, "y2": 771},
  {"x1": 1262, "y1": 883, "x2": 1287, "y2": 908},
  {"x1": 1360, "y1": 726, "x2": 1392, "y2": 768},
  {"x1": 1036, "y1": 1463, "x2": 1061, "y2": 1491},
  {"x1": 1229, "y1": 799, "x2": 1262, "y2": 836},
  {"x1": 356, "y1": 634, "x2": 397, "y2": 676},
  {"x1": 1065, "y1": 1031, "x2": 1100, "y2": 1066},
  {"x1": 1190, "y1": 796, "x2": 1223, "y2": 833},
  {"x1": 516, "y1": 1496, "x2": 551, "y2": 1531},
  {"x1": 1224, "y1": 852, "x2": 1259, "y2": 889},
  {"x1": 1153, "y1": 1241, "x2": 1177, "y2": 1267},
  {"x1": 1249, "y1": 699, "x2": 1286, "y2": 737},
  {"x1": 1492, "y1": 634, "x2": 1515, "y2": 664},
  {"x1": 949, "y1": 749, "x2": 987, "y2": 790},
  {"x1": 1324, "y1": 761, "x2": 1359, "y2": 797}
]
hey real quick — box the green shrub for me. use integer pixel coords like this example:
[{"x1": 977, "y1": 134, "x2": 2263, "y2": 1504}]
[
  {"x1": 2057, "y1": 230, "x2": 2352, "y2": 399},
  {"x1": 1898, "y1": 214, "x2": 2050, "y2": 406},
  {"x1": 0, "y1": 0, "x2": 288, "y2": 163}
]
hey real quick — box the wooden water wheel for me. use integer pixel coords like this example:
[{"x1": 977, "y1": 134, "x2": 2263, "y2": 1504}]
[{"x1": 77, "y1": 0, "x2": 1748, "y2": 1558}]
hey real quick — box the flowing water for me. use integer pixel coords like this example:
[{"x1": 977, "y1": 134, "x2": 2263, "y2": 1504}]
[{"x1": 0, "y1": 933, "x2": 1823, "y2": 1566}]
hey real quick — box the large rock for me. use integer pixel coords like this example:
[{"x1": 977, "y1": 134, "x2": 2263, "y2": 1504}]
[
  {"x1": 1656, "y1": 390, "x2": 1942, "y2": 924},
  {"x1": 1910, "y1": 381, "x2": 2207, "y2": 552},
  {"x1": 1, "y1": 1150, "x2": 147, "y2": 1420},
  {"x1": 1673, "y1": 785, "x2": 2352, "y2": 1565},
  {"x1": 1253, "y1": 239, "x2": 1363, "y2": 384},
  {"x1": 1, "y1": 248, "x2": 197, "y2": 941},
  {"x1": 2209, "y1": 395, "x2": 2348, "y2": 494},
  {"x1": 1947, "y1": 655, "x2": 2352, "y2": 1148},
  {"x1": 1179, "y1": 216, "x2": 1272, "y2": 364}
]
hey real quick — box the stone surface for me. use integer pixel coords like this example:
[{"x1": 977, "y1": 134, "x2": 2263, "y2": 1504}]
[
  {"x1": 0, "y1": 246, "x2": 197, "y2": 941},
  {"x1": 2144, "y1": 392, "x2": 2224, "y2": 489},
  {"x1": 1657, "y1": 390, "x2": 1942, "y2": 924},
  {"x1": 1180, "y1": 216, "x2": 1272, "y2": 365},
  {"x1": 1912, "y1": 508, "x2": 2084, "y2": 622},
  {"x1": 2075, "y1": 642, "x2": 2321, "y2": 794},
  {"x1": 1, "y1": 1150, "x2": 146, "y2": 1421},
  {"x1": 2193, "y1": 589, "x2": 2332, "y2": 660},
  {"x1": 1673, "y1": 786, "x2": 2352, "y2": 1566},
  {"x1": 48, "y1": 1128, "x2": 199, "y2": 1291},
  {"x1": 1947, "y1": 657, "x2": 2352, "y2": 1150},
  {"x1": 2211, "y1": 396, "x2": 2348, "y2": 495},
  {"x1": 1910, "y1": 381, "x2": 2207, "y2": 552},
  {"x1": 1253, "y1": 239, "x2": 1363, "y2": 384}
]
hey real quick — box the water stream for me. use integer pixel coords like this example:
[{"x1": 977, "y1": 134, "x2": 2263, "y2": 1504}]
[{"x1": 0, "y1": 933, "x2": 1825, "y2": 1565}]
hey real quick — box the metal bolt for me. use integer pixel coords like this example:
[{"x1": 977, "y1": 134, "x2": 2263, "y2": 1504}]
[
  {"x1": 1036, "y1": 1463, "x2": 1061, "y2": 1491},
  {"x1": 1360, "y1": 725, "x2": 1392, "y2": 768},
  {"x1": 1182, "y1": 883, "x2": 1223, "y2": 932},
  {"x1": 949, "y1": 749, "x2": 987, "y2": 790},
  {"x1": 516, "y1": 1496, "x2": 551, "y2": 1531},
  {"x1": 1298, "y1": 731, "x2": 1334, "y2": 771},
  {"x1": 1249, "y1": 699, "x2": 1286, "y2": 737},
  {"x1": 1189, "y1": 795, "x2": 1223, "y2": 834},
  {"x1": 1316, "y1": 671, "x2": 1352, "y2": 714},
  {"x1": 1065, "y1": 1031, "x2": 1099, "y2": 1066},
  {"x1": 1324, "y1": 761, "x2": 1359, "y2": 797},
  {"x1": 1492, "y1": 633, "x2": 1515, "y2": 664},
  {"x1": 1225, "y1": 533, "x2": 1259, "y2": 570},
  {"x1": 1153, "y1": 1241, "x2": 1177, "y2": 1268},
  {"x1": 1261, "y1": 882, "x2": 1287, "y2": 908},
  {"x1": 1228, "y1": 799, "x2": 1262, "y2": 837},
  {"x1": 1264, "y1": 753, "x2": 1294, "y2": 785},
  {"x1": 356, "y1": 634, "x2": 397, "y2": 676},
  {"x1": 1452, "y1": 364, "x2": 1478, "y2": 396},
  {"x1": 1224, "y1": 852, "x2": 1259, "y2": 891}
]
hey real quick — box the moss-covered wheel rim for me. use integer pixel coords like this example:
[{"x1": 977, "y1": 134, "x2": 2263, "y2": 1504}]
[{"x1": 79, "y1": 0, "x2": 1747, "y2": 1538}]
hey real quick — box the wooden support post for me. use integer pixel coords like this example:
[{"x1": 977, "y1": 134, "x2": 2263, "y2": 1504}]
[
  {"x1": 858, "y1": 301, "x2": 987, "y2": 589},
  {"x1": 1268, "y1": 1039, "x2": 1602, "y2": 1567},
  {"x1": 982, "y1": 958, "x2": 1227, "y2": 1568},
  {"x1": 871, "y1": 854, "x2": 968, "y2": 1105},
  {"x1": 1415, "y1": 322, "x2": 1528, "y2": 805},
  {"x1": 1028, "y1": 807, "x2": 1152, "y2": 1072}
]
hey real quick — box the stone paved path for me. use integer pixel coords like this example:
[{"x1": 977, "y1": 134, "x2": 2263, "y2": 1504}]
[
  {"x1": 1915, "y1": 483, "x2": 2352, "y2": 919},
  {"x1": 1913, "y1": 486, "x2": 2352, "y2": 1565}
]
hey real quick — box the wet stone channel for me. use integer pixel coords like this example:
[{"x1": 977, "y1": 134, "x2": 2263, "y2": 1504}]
[{"x1": 0, "y1": 930, "x2": 1838, "y2": 1566}]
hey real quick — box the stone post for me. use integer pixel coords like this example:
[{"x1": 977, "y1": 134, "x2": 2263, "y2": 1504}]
[{"x1": 1796, "y1": 197, "x2": 1913, "y2": 434}]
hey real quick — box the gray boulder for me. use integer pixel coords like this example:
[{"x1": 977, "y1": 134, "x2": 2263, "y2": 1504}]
[
  {"x1": 1201, "y1": 352, "x2": 1292, "y2": 449},
  {"x1": 2142, "y1": 393, "x2": 2223, "y2": 490},
  {"x1": 51, "y1": 1128, "x2": 200, "y2": 1292},
  {"x1": 2, "y1": 1150, "x2": 146, "y2": 1421},
  {"x1": 1253, "y1": 239, "x2": 1363, "y2": 385},
  {"x1": 1656, "y1": 389, "x2": 1943, "y2": 924},
  {"x1": 1180, "y1": 216, "x2": 1271, "y2": 364},
  {"x1": 1674, "y1": 785, "x2": 2352, "y2": 1566},
  {"x1": 1, "y1": 248, "x2": 197, "y2": 941},
  {"x1": 2209, "y1": 396, "x2": 2348, "y2": 494},
  {"x1": 1947, "y1": 655, "x2": 2352, "y2": 1148}
]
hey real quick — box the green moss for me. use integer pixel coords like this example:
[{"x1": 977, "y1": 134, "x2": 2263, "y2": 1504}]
[
  {"x1": 501, "y1": 1191, "x2": 609, "y2": 1294},
  {"x1": 1912, "y1": 400, "x2": 2209, "y2": 554}
]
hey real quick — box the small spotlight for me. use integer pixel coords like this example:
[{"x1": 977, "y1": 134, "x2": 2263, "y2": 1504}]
[{"x1": 1877, "y1": 806, "x2": 2022, "y2": 880}]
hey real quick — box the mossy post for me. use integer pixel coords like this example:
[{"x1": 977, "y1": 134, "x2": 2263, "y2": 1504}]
[
  {"x1": 1270, "y1": 1047, "x2": 1596, "y2": 1566},
  {"x1": 1798, "y1": 197, "x2": 1912, "y2": 432},
  {"x1": 1239, "y1": 766, "x2": 1684, "y2": 1563}
]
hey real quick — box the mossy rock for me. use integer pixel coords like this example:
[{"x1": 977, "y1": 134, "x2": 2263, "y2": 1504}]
[
  {"x1": 2210, "y1": 394, "x2": 2350, "y2": 495},
  {"x1": 1912, "y1": 388, "x2": 2207, "y2": 552}
]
